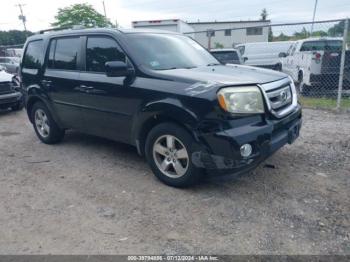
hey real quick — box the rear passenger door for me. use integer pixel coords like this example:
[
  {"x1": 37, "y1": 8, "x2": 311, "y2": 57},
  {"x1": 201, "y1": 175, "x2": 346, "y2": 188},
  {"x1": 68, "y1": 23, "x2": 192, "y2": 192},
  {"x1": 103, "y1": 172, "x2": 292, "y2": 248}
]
[
  {"x1": 43, "y1": 36, "x2": 84, "y2": 129},
  {"x1": 78, "y1": 35, "x2": 135, "y2": 142}
]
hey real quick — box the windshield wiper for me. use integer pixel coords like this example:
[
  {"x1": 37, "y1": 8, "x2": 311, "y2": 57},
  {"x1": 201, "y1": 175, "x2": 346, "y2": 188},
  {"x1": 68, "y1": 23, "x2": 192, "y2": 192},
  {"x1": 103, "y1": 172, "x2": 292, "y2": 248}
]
[{"x1": 207, "y1": 63, "x2": 221, "y2": 66}]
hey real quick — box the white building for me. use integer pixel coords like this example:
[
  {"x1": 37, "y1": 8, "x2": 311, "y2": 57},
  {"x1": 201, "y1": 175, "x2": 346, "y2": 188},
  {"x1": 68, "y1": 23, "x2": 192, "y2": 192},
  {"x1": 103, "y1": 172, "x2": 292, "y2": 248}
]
[
  {"x1": 132, "y1": 19, "x2": 194, "y2": 34},
  {"x1": 132, "y1": 19, "x2": 270, "y2": 49},
  {"x1": 189, "y1": 20, "x2": 270, "y2": 48}
]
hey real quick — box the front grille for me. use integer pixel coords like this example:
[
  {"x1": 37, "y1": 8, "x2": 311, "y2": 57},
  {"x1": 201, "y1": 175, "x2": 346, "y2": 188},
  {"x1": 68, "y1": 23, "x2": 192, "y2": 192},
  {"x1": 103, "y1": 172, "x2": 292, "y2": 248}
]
[
  {"x1": 0, "y1": 82, "x2": 13, "y2": 95},
  {"x1": 266, "y1": 84, "x2": 292, "y2": 111},
  {"x1": 260, "y1": 78, "x2": 297, "y2": 118}
]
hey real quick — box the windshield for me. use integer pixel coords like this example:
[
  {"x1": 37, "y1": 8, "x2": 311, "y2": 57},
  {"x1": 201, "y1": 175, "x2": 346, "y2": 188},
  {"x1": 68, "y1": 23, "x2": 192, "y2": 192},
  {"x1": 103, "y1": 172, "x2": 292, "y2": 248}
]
[{"x1": 126, "y1": 33, "x2": 218, "y2": 70}]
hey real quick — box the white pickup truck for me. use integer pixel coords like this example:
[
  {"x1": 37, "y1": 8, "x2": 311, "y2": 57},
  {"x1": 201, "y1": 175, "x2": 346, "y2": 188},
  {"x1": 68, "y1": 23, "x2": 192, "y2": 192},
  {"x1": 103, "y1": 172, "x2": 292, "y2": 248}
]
[{"x1": 280, "y1": 37, "x2": 349, "y2": 94}]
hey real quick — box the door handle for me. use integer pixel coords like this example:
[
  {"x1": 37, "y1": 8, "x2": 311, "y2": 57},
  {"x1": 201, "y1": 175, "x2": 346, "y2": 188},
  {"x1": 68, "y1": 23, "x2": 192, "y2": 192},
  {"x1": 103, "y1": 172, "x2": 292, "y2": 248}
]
[
  {"x1": 80, "y1": 85, "x2": 93, "y2": 90},
  {"x1": 41, "y1": 79, "x2": 52, "y2": 85}
]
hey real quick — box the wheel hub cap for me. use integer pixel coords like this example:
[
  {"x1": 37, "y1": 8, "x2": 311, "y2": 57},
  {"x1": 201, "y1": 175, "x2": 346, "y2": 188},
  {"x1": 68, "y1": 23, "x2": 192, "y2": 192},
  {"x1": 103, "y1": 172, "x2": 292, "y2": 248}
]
[{"x1": 152, "y1": 135, "x2": 189, "y2": 178}]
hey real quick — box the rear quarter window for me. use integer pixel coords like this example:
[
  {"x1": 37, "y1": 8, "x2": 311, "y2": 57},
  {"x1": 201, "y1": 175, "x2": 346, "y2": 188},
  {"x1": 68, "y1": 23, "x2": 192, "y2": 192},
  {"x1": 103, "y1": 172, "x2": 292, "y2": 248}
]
[
  {"x1": 23, "y1": 40, "x2": 44, "y2": 69},
  {"x1": 48, "y1": 37, "x2": 81, "y2": 71}
]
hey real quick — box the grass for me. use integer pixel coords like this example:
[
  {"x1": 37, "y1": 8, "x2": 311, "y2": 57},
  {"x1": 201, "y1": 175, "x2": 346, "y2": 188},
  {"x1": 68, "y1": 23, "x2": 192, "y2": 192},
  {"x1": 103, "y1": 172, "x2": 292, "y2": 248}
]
[{"x1": 299, "y1": 96, "x2": 350, "y2": 110}]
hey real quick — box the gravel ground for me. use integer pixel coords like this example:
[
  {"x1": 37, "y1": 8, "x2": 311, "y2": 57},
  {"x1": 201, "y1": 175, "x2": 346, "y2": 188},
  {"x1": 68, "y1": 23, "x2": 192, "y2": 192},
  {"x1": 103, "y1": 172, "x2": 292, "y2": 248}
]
[{"x1": 0, "y1": 108, "x2": 349, "y2": 255}]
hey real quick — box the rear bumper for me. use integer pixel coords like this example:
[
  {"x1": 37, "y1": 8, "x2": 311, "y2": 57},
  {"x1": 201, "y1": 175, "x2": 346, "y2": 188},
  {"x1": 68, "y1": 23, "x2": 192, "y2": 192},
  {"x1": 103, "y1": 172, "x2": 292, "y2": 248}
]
[
  {"x1": 195, "y1": 105, "x2": 302, "y2": 176},
  {"x1": 0, "y1": 91, "x2": 22, "y2": 107}
]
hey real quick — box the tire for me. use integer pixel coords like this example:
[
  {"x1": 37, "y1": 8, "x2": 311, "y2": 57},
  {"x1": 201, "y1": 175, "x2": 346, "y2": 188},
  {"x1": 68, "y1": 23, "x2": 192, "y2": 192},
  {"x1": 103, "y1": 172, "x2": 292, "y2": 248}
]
[
  {"x1": 145, "y1": 122, "x2": 203, "y2": 187},
  {"x1": 31, "y1": 101, "x2": 65, "y2": 144}
]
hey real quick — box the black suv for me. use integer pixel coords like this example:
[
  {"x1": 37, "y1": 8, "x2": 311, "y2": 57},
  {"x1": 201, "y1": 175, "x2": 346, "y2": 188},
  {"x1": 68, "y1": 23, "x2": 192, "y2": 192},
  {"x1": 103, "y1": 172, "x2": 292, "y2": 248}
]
[{"x1": 21, "y1": 28, "x2": 302, "y2": 187}]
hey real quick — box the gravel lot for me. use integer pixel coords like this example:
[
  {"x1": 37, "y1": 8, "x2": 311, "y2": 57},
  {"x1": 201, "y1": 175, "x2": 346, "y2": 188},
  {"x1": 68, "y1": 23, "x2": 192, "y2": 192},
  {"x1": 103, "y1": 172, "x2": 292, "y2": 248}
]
[{"x1": 0, "y1": 108, "x2": 349, "y2": 255}]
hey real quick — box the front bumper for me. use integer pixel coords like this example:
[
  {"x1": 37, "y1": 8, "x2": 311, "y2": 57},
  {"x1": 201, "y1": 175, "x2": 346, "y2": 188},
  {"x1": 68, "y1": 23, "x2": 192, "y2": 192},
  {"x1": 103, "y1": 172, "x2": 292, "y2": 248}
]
[
  {"x1": 0, "y1": 91, "x2": 23, "y2": 107},
  {"x1": 195, "y1": 105, "x2": 302, "y2": 176}
]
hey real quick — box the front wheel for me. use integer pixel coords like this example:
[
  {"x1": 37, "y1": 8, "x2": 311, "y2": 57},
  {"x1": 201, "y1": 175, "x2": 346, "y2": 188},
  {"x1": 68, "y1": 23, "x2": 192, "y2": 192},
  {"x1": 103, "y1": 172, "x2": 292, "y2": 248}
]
[
  {"x1": 145, "y1": 123, "x2": 203, "y2": 187},
  {"x1": 31, "y1": 102, "x2": 65, "y2": 144}
]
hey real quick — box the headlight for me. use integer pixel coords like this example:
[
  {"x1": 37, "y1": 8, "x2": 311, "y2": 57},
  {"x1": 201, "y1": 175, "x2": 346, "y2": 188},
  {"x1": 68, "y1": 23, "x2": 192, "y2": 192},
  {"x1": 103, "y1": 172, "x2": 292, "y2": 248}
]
[{"x1": 217, "y1": 86, "x2": 264, "y2": 114}]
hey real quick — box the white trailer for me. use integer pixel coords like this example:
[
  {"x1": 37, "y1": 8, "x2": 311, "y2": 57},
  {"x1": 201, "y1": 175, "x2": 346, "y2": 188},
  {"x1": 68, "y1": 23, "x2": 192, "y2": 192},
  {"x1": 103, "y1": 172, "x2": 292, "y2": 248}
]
[{"x1": 132, "y1": 19, "x2": 194, "y2": 36}]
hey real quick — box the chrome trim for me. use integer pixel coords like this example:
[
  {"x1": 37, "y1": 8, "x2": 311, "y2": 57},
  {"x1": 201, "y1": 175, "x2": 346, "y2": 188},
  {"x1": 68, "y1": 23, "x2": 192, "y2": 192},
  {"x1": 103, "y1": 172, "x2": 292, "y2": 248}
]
[
  {"x1": 258, "y1": 77, "x2": 298, "y2": 118},
  {"x1": 0, "y1": 91, "x2": 22, "y2": 99}
]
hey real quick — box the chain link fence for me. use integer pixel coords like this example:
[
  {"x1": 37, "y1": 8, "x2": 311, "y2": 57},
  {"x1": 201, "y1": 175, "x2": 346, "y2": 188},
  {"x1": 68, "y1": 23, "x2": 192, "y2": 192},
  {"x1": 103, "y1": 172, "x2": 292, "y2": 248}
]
[{"x1": 187, "y1": 19, "x2": 350, "y2": 111}]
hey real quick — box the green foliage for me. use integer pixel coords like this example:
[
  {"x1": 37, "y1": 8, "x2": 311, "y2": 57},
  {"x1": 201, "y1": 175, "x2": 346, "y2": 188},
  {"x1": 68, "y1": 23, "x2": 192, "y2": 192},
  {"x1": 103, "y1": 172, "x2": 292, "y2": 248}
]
[
  {"x1": 328, "y1": 19, "x2": 350, "y2": 43},
  {"x1": 0, "y1": 30, "x2": 32, "y2": 46},
  {"x1": 260, "y1": 8, "x2": 268, "y2": 21},
  {"x1": 52, "y1": 3, "x2": 112, "y2": 28},
  {"x1": 293, "y1": 27, "x2": 309, "y2": 39},
  {"x1": 214, "y1": 42, "x2": 224, "y2": 49},
  {"x1": 273, "y1": 33, "x2": 290, "y2": 42}
]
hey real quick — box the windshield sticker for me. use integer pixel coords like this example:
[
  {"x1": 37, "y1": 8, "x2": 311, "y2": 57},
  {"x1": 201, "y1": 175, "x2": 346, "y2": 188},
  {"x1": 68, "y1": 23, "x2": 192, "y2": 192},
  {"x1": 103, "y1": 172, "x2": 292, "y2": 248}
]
[{"x1": 150, "y1": 61, "x2": 160, "y2": 67}]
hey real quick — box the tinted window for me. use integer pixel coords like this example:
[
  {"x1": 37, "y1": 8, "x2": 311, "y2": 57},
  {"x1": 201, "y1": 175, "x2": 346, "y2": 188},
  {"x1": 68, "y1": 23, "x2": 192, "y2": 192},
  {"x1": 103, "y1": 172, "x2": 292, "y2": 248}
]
[
  {"x1": 237, "y1": 46, "x2": 245, "y2": 55},
  {"x1": 23, "y1": 40, "x2": 43, "y2": 69},
  {"x1": 211, "y1": 51, "x2": 239, "y2": 63},
  {"x1": 49, "y1": 37, "x2": 80, "y2": 70},
  {"x1": 225, "y1": 29, "x2": 231, "y2": 36},
  {"x1": 300, "y1": 40, "x2": 342, "y2": 52},
  {"x1": 246, "y1": 27, "x2": 263, "y2": 36},
  {"x1": 86, "y1": 37, "x2": 125, "y2": 72}
]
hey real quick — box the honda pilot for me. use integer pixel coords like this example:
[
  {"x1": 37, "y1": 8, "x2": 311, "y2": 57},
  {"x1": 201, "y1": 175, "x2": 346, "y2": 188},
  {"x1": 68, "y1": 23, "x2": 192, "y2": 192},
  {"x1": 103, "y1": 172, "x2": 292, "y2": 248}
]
[{"x1": 21, "y1": 28, "x2": 302, "y2": 187}]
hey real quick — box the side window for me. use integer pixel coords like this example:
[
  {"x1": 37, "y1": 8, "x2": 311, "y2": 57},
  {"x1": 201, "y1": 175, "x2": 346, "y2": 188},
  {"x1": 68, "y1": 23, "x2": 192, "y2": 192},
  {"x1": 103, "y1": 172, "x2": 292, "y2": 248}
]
[
  {"x1": 246, "y1": 27, "x2": 263, "y2": 36},
  {"x1": 23, "y1": 40, "x2": 43, "y2": 69},
  {"x1": 48, "y1": 37, "x2": 80, "y2": 70},
  {"x1": 86, "y1": 37, "x2": 125, "y2": 73}
]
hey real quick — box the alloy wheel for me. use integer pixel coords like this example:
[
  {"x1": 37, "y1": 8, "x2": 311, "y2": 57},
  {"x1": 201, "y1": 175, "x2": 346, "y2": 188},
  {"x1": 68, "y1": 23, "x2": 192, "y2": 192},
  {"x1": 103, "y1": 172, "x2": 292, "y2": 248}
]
[{"x1": 152, "y1": 135, "x2": 189, "y2": 178}]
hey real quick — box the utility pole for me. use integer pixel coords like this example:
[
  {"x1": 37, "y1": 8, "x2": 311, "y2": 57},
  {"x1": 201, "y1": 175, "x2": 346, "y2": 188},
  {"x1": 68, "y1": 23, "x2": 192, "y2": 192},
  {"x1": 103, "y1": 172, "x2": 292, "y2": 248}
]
[
  {"x1": 16, "y1": 3, "x2": 27, "y2": 32},
  {"x1": 310, "y1": 0, "x2": 318, "y2": 35},
  {"x1": 102, "y1": 0, "x2": 107, "y2": 19}
]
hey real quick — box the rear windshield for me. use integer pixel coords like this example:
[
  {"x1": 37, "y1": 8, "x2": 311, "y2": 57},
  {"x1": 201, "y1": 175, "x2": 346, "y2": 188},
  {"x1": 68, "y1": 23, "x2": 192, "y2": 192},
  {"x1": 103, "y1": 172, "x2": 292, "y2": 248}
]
[
  {"x1": 211, "y1": 51, "x2": 239, "y2": 62},
  {"x1": 300, "y1": 40, "x2": 342, "y2": 52}
]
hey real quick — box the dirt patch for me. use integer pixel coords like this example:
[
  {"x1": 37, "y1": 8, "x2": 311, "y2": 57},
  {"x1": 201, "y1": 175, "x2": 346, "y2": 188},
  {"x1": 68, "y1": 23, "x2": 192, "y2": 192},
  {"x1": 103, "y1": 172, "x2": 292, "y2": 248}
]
[{"x1": 0, "y1": 109, "x2": 349, "y2": 254}]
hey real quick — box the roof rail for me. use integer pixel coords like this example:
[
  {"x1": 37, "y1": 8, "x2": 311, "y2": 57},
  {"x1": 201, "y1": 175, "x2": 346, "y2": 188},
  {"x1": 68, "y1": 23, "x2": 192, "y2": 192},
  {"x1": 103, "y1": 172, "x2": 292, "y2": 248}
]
[{"x1": 37, "y1": 25, "x2": 85, "y2": 34}]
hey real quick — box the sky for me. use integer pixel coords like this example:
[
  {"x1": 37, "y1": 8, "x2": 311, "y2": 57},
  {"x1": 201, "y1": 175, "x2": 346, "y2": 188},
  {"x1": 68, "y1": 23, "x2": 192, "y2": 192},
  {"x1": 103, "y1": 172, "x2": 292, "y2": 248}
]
[{"x1": 0, "y1": 0, "x2": 350, "y2": 32}]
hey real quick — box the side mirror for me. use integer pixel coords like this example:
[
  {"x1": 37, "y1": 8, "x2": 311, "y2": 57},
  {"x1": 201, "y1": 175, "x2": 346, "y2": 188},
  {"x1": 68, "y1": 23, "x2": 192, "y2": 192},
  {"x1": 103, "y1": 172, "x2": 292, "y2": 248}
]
[
  {"x1": 243, "y1": 57, "x2": 248, "y2": 62},
  {"x1": 105, "y1": 61, "x2": 133, "y2": 77},
  {"x1": 279, "y1": 52, "x2": 287, "y2": 58}
]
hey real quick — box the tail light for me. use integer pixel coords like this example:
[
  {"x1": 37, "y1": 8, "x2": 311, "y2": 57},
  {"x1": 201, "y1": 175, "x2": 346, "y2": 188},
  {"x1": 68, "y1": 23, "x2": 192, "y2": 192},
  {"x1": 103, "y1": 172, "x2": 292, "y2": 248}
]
[{"x1": 314, "y1": 52, "x2": 321, "y2": 60}]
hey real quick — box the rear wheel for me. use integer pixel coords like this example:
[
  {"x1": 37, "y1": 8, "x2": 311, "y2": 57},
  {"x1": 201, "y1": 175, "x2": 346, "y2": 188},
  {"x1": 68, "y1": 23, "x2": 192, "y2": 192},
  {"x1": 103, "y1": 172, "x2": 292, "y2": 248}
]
[
  {"x1": 31, "y1": 102, "x2": 65, "y2": 144},
  {"x1": 145, "y1": 123, "x2": 203, "y2": 187},
  {"x1": 297, "y1": 71, "x2": 311, "y2": 96}
]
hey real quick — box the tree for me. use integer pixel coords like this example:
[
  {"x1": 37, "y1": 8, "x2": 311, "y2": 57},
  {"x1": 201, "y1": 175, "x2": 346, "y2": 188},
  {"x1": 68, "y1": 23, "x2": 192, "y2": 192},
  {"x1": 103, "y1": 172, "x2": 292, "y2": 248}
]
[
  {"x1": 214, "y1": 42, "x2": 224, "y2": 49},
  {"x1": 52, "y1": 3, "x2": 112, "y2": 28},
  {"x1": 293, "y1": 27, "x2": 309, "y2": 40},
  {"x1": 328, "y1": 19, "x2": 350, "y2": 43},
  {"x1": 0, "y1": 30, "x2": 32, "y2": 46},
  {"x1": 260, "y1": 8, "x2": 268, "y2": 21}
]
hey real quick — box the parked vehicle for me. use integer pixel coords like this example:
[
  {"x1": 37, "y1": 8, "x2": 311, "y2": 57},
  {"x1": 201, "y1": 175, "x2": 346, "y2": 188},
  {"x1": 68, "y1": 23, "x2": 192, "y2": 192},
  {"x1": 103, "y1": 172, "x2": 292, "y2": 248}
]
[
  {"x1": 280, "y1": 37, "x2": 349, "y2": 94},
  {"x1": 0, "y1": 70, "x2": 23, "y2": 111},
  {"x1": 236, "y1": 41, "x2": 294, "y2": 70},
  {"x1": 21, "y1": 28, "x2": 302, "y2": 187},
  {"x1": 0, "y1": 57, "x2": 20, "y2": 74},
  {"x1": 210, "y1": 48, "x2": 242, "y2": 64},
  {"x1": 5, "y1": 48, "x2": 23, "y2": 58}
]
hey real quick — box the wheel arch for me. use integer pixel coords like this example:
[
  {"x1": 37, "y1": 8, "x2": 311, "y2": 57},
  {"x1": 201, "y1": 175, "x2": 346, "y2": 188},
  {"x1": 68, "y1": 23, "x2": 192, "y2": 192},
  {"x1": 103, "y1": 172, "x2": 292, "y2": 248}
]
[
  {"x1": 132, "y1": 99, "x2": 200, "y2": 156},
  {"x1": 26, "y1": 94, "x2": 63, "y2": 128}
]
